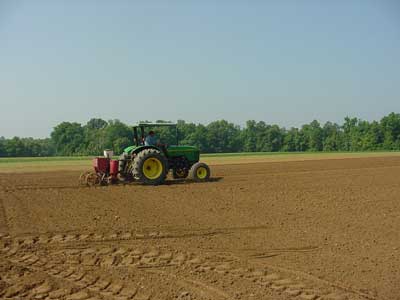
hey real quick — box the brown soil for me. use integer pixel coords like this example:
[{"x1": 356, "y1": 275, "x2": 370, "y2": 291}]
[{"x1": 0, "y1": 156, "x2": 399, "y2": 300}]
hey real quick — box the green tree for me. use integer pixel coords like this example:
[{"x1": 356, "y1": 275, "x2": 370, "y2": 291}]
[
  {"x1": 362, "y1": 121, "x2": 383, "y2": 150},
  {"x1": 242, "y1": 120, "x2": 257, "y2": 152},
  {"x1": 86, "y1": 118, "x2": 107, "y2": 131},
  {"x1": 177, "y1": 120, "x2": 197, "y2": 145},
  {"x1": 0, "y1": 136, "x2": 5, "y2": 157},
  {"x1": 380, "y1": 112, "x2": 400, "y2": 150},
  {"x1": 179, "y1": 123, "x2": 209, "y2": 151},
  {"x1": 50, "y1": 122, "x2": 85, "y2": 155},
  {"x1": 283, "y1": 128, "x2": 307, "y2": 151},
  {"x1": 4, "y1": 137, "x2": 26, "y2": 157},
  {"x1": 342, "y1": 117, "x2": 359, "y2": 151},
  {"x1": 3, "y1": 113, "x2": 400, "y2": 157},
  {"x1": 33, "y1": 138, "x2": 55, "y2": 156},
  {"x1": 113, "y1": 137, "x2": 131, "y2": 154},
  {"x1": 103, "y1": 120, "x2": 133, "y2": 153},
  {"x1": 322, "y1": 122, "x2": 341, "y2": 151},
  {"x1": 83, "y1": 118, "x2": 108, "y2": 155},
  {"x1": 263, "y1": 125, "x2": 284, "y2": 152},
  {"x1": 206, "y1": 120, "x2": 242, "y2": 153},
  {"x1": 301, "y1": 120, "x2": 323, "y2": 151}
]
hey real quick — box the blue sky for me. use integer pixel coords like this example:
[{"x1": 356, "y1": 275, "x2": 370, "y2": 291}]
[{"x1": 1, "y1": 1, "x2": 399, "y2": 138}]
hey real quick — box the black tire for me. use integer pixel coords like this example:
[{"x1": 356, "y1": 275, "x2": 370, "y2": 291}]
[
  {"x1": 172, "y1": 168, "x2": 189, "y2": 179},
  {"x1": 132, "y1": 149, "x2": 168, "y2": 185},
  {"x1": 189, "y1": 162, "x2": 211, "y2": 182}
]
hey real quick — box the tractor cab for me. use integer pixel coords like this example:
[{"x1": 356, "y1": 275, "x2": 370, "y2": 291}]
[
  {"x1": 132, "y1": 122, "x2": 179, "y2": 148},
  {"x1": 124, "y1": 123, "x2": 177, "y2": 155}
]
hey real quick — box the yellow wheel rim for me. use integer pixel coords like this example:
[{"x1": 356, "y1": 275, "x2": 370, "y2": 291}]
[
  {"x1": 196, "y1": 166, "x2": 208, "y2": 179},
  {"x1": 143, "y1": 157, "x2": 163, "y2": 179}
]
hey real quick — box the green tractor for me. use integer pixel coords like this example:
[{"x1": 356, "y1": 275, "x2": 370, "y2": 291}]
[{"x1": 117, "y1": 123, "x2": 211, "y2": 185}]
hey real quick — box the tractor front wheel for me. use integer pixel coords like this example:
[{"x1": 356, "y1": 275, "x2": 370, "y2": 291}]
[
  {"x1": 189, "y1": 162, "x2": 211, "y2": 182},
  {"x1": 132, "y1": 149, "x2": 168, "y2": 185}
]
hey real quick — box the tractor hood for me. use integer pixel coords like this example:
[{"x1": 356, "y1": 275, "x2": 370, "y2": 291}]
[
  {"x1": 123, "y1": 145, "x2": 200, "y2": 163},
  {"x1": 166, "y1": 145, "x2": 200, "y2": 163},
  {"x1": 123, "y1": 145, "x2": 139, "y2": 154},
  {"x1": 123, "y1": 145, "x2": 198, "y2": 153}
]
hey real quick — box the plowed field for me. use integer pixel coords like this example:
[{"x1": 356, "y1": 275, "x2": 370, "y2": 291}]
[{"x1": 1, "y1": 156, "x2": 399, "y2": 300}]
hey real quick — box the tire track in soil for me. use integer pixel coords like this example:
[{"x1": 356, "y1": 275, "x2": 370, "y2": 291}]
[
  {"x1": 0, "y1": 233, "x2": 381, "y2": 300},
  {"x1": 0, "y1": 251, "x2": 150, "y2": 300},
  {"x1": 2, "y1": 224, "x2": 326, "y2": 246},
  {"x1": 148, "y1": 270, "x2": 231, "y2": 300},
  {"x1": 2, "y1": 185, "x2": 79, "y2": 192},
  {"x1": 1, "y1": 178, "x2": 202, "y2": 192},
  {"x1": 7, "y1": 228, "x2": 228, "y2": 247},
  {"x1": 0, "y1": 191, "x2": 10, "y2": 237},
  {"x1": 0, "y1": 234, "x2": 229, "y2": 300}
]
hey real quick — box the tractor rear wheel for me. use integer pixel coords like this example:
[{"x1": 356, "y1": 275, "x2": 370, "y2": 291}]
[
  {"x1": 132, "y1": 149, "x2": 168, "y2": 185},
  {"x1": 189, "y1": 162, "x2": 210, "y2": 182}
]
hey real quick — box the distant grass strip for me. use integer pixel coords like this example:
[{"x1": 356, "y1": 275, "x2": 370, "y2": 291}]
[
  {"x1": 201, "y1": 150, "x2": 400, "y2": 158},
  {"x1": 1, "y1": 151, "x2": 400, "y2": 163},
  {"x1": 1, "y1": 151, "x2": 399, "y2": 173}
]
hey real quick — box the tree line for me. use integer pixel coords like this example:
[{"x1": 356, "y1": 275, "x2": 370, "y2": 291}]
[{"x1": 1, "y1": 112, "x2": 400, "y2": 157}]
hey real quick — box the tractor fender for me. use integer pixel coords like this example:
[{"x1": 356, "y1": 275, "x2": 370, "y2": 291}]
[{"x1": 130, "y1": 145, "x2": 162, "y2": 156}]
